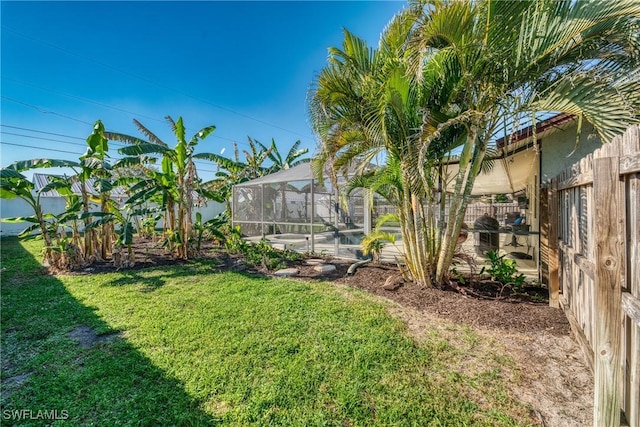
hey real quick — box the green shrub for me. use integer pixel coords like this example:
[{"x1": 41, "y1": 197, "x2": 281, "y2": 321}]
[{"x1": 483, "y1": 250, "x2": 525, "y2": 289}]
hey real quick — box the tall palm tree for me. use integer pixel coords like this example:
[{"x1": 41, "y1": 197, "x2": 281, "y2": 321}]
[
  {"x1": 256, "y1": 138, "x2": 310, "y2": 221},
  {"x1": 256, "y1": 138, "x2": 310, "y2": 173},
  {"x1": 405, "y1": 0, "x2": 640, "y2": 282},
  {"x1": 197, "y1": 137, "x2": 271, "y2": 217},
  {"x1": 309, "y1": 11, "x2": 463, "y2": 286},
  {"x1": 310, "y1": 0, "x2": 639, "y2": 287}
]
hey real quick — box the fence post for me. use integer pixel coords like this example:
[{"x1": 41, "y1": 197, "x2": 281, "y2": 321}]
[
  {"x1": 593, "y1": 156, "x2": 624, "y2": 427},
  {"x1": 548, "y1": 179, "x2": 560, "y2": 308}
]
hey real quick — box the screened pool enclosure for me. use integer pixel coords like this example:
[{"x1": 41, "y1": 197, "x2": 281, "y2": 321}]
[{"x1": 232, "y1": 163, "x2": 399, "y2": 259}]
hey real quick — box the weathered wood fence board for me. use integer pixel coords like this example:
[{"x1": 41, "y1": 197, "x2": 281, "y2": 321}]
[{"x1": 547, "y1": 125, "x2": 640, "y2": 427}]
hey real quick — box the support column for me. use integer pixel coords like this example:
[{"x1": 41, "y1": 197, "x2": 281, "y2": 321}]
[{"x1": 310, "y1": 179, "x2": 315, "y2": 253}]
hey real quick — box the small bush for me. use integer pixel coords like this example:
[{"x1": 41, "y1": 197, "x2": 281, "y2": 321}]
[{"x1": 483, "y1": 250, "x2": 525, "y2": 289}]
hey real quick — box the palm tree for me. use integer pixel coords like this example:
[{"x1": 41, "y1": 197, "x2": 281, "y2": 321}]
[
  {"x1": 196, "y1": 137, "x2": 271, "y2": 217},
  {"x1": 405, "y1": 0, "x2": 640, "y2": 282},
  {"x1": 107, "y1": 116, "x2": 216, "y2": 259},
  {"x1": 309, "y1": 12, "x2": 463, "y2": 286},
  {"x1": 256, "y1": 138, "x2": 310, "y2": 174},
  {"x1": 256, "y1": 138, "x2": 310, "y2": 221}
]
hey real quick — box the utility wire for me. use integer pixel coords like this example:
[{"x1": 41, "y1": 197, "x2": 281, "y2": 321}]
[
  {"x1": 2, "y1": 25, "x2": 315, "y2": 141},
  {"x1": 0, "y1": 128, "x2": 223, "y2": 170},
  {"x1": 1, "y1": 141, "x2": 84, "y2": 156},
  {"x1": 0, "y1": 94, "x2": 255, "y2": 149},
  {"x1": 2, "y1": 77, "x2": 242, "y2": 144},
  {"x1": 1, "y1": 124, "x2": 85, "y2": 140},
  {"x1": 1, "y1": 141, "x2": 219, "y2": 173},
  {"x1": 1, "y1": 96, "x2": 94, "y2": 125}
]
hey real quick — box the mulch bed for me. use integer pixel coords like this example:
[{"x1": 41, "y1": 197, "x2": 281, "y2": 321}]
[{"x1": 289, "y1": 259, "x2": 570, "y2": 336}]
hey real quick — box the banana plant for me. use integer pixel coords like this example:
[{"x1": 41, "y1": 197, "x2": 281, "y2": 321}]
[
  {"x1": 78, "y1": 120, "x2": 115, "y2": 260},
  {"x1": 107, "y1": 116, "x2": 217, "y2": 259},
  {"x1": 1, "y1": 159, "x2": 79, "y2": 267},
  {"x1": 193, "y1": 211, "x2": 227, "y2": 252}
]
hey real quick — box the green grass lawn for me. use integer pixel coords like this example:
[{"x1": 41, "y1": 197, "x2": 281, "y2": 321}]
[{"x1": 1, "y1": 237, "x2": 534, "y2": 426}]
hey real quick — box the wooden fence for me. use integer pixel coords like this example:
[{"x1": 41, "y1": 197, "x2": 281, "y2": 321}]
[{"x1": 545, "y1": 125, "x2": 640, "y2": 427}]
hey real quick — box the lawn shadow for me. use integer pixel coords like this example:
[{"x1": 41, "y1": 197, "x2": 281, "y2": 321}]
[
  {"x1": 0, "y1": 237, "x2": 218, "y2": 425},
  {"x1": 107, "y1": 269, "x2": 168, "y2": 291}
]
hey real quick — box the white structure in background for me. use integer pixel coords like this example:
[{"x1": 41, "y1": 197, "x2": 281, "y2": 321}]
[{"x1": 0, "y1": 173, "x2": 225, "y2": 236}]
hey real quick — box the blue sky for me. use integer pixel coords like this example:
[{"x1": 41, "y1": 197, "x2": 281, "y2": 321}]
[{"x1": 1, "y1": 1, "x2": 406, "y2": 180}]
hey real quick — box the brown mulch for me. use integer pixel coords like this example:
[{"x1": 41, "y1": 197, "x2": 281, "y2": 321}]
[{"x1": 289, "y1": 259, "x2": 570, "y2": 336}]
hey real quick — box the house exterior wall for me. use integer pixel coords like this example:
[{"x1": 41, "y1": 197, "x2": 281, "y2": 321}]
[{"x1": 540, "y1": 121, "x2": 601, "y2": 185}]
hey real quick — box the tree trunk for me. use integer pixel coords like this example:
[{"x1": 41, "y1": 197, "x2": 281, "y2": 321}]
[
  {"x1": 398, "y1": 166, "x2": 434, "y2": 287},
  {"x1": 436, "y1": 126, "x2": 488, "y2": 283},
  {"x1": 36, "y1": 205, "x2": 55, "y2": 265}
]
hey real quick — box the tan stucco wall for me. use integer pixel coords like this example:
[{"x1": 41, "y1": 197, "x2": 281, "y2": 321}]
[{"x1": 540, "y1": 121, "x2": 602, "y2": 185}]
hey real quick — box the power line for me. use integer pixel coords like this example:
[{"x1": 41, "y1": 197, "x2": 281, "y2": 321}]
[
  {"x1": 1, "y1": 141, "x2": 83, "y2": 156},
  {"x1": 2, "y1": 77, "x2": 242, "y2": 144},
  {"x1": 1, "y1": 131, "x2": 107, "y2": 148},
  {"x1": 2, "y1": 25, "x2": 315, "y2": 141},
  {"x1": 0, "y1": 127, "x2": 221, "y2": 170},
  {"x1": 0, "y1": 124, "x2": 85, "y2": 140},
  {"x1": 1, "y1": 93, "x2": 254, "y2": 149},
  {"x1": 1, "y1": 96, "x2": 95, "y2": 125},
  {"x1": 0, "y1": 141, "x2": 219, "y2": 173}
]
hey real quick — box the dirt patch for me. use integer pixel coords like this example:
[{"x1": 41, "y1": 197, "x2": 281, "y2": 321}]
[{"x1": 67, "y1": 326, "x2": 122, "y2": 349}]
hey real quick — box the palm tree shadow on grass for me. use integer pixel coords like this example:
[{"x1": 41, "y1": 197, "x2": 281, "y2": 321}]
[
  {"x1": 0, "y1": 237, "x2": 217, "y2": 425},
  {"x1": 107, "y1": 270, "x2": 172, "y2": 291}
]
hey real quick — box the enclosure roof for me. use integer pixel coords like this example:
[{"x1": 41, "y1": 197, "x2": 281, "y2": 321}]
[
  {"x1": 236, "y1": 114, "x2": 558, "y2": 194},
  {"x1": 234, "y1": 163, "x2": 315, "y2": 186}
]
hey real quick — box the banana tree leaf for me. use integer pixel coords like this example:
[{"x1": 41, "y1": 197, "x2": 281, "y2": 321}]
[
  {"x1": 104, "y1": 132, "x2": 150, "y2": 146},
  {"x1": 119, "y1": 143, "x2": 172, "y2": 157},
  {"x1": 3, "y1": 159, "x2": 80, "y2": 172},
  {"x1": 84, "y1": 120, "x2": 109, "y2": 157},
  {"x1": 130, "y1": 207, "x2": 161, "y2": 217},
  {"x1": 0, "y1": 169, "x2": 27, "y2": 179},
  {"x1": 18, "y1": 223, "x2": 42, "y2": 238},
  {"x1": 0, "y1": 187, "x2": 19, "y2": 199},
  {"x1": 128, "y1": 178, "x2": 156, "y2": 193},
  {"x1": 79, "y1": 211, "x2": 112, "y2": 220},
  {"x1": 84, "y1": 215, "x2": 115, "y2": 231},
  {"x1": 39, "y1": 180, "x2": 73, "y2": 196},
  {"x1": 189, "y1": 125, "x2": 216, "y2": 146},
  {"x1": 125, "y1": 187, "x2": 158, "y2": 206},
  {"x1": 117, "y1": 221, "x2": 135, "y2": 246},
  {"x1": 94, "y1": 178, "x2": 113, "y2": 194},
  {"x1": 113, "y1": 156, "x2": 143, "y2": 169},
  {"x1": 82, "y1": 157, "x2": 112, "y2": 171},
  {"x1": 1, "y1": 216, "x2": 39, "y2": 223}
]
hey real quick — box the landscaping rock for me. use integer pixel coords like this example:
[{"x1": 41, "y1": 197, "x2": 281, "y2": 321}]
[
  {"x1": 382, "y1": 274, "x2": 404, "y2": 291},
  {"x1": 313, "y1": 264, "x2": 336, "y2": 273},
  {"x1": 273, "y1": 268, "x2": 299, "y2": 277},
  {"x1": 305, "y1": 259, "x2": 326, "y2": 266}
]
